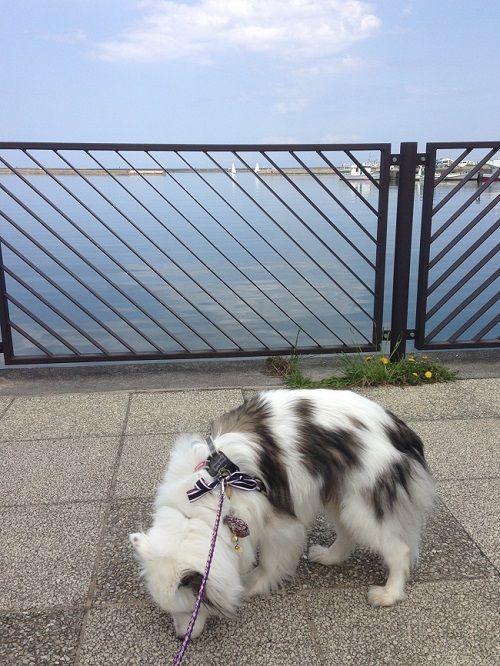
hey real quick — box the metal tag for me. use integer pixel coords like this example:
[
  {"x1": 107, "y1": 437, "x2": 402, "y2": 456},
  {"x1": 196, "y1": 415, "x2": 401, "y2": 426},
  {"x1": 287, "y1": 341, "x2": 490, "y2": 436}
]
[{"x1": 206, "y1": 452, "x2": 239, "y2": 479}]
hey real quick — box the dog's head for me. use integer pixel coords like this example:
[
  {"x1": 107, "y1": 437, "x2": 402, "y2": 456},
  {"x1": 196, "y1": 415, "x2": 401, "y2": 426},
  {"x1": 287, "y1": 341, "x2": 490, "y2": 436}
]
[{"x1": 129, "y1": 518, "x2": 244, "y2": 638}]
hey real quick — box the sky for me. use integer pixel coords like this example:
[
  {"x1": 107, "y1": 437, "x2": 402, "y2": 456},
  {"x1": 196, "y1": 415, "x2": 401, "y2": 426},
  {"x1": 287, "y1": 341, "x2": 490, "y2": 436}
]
[{"x1": 1, "y1": 0, "x2": 499, "y2": 148}]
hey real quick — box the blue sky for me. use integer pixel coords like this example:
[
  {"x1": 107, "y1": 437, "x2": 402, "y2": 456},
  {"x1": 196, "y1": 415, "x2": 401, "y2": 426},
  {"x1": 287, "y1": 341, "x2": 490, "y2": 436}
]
[{"x1": 1, "y1": 0, "x2": 499, "y2": 147}]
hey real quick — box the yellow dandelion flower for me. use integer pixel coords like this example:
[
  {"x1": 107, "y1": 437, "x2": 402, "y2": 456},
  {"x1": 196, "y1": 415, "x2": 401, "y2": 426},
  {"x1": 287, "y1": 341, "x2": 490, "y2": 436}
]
[
  {"x1": 424, "y1": 371, "x2": 433, "y2": 379},
  {"x1": 408, "y1": 358, "x2": 416, "y2": 363},
  {"x1": 365, "y1": 356, "x2": 373, "y2": 363},
  {"x1": 380, "y1": 356, "x2": 390, "y2": 365}
]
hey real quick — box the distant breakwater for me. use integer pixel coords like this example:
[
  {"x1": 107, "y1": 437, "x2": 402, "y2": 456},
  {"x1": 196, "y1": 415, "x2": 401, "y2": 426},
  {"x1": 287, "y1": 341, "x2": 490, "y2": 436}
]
[{"x1": 0, "y1": 166, "x2": 351, "y2": 177}]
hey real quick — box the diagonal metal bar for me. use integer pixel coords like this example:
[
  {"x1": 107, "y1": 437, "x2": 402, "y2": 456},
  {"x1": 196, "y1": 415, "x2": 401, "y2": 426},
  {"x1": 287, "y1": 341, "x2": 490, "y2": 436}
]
[
  {"x1": 159, "y1": 151, "x2": 349, "y2": 345},
  {"x1": 431, "y1": 171, "x2": 500, "y2": 243},
  {"x1": 205, "y1": 151, "x2": 373, "y2": 341},
  {"x1": 428, "y1": 221, "x2": 500, "y2": 295},
  {"x1": 8, "y1": 321, "x2": 53, "y2": 357},
  {"x1": 119, "y1": 151, "x2": 322, "y2": 347},
  {"x1": 25, "y1": 151, "x2": 241, "y2": 351},
  {"x1": 425, "y1": 268, "x2": 499, "y2": 341},
  {"x1": 426, "y1": 245, "x2": 499, "y2": 320},
  {"x1": 473, "y1": 313, "x2": 499, "y2": 341},
  {"x1": 67, "y1": 152, "x2": 285, "y2": 350},
  {"x1": 430, "y1": 185, "x2": 500, "y2": 248},
  {"x1": 0, "y1": 183, "x2": 174, "y2": 354},
  {"x1": 6, "y1": 293, "x2": 81, "y2": 355},
  {"x1": 110, "y1": 151, "x2": 303, "y2": 348},
  {"x1": 432, "y1": 148, "x2": 498, "y2": 215},
  {"x1": 256, "y1": 151, "x2": 375, "y2": 275},
  {"x1": 434, "y1": 148, "x2": 472, "y2": 185},
  {"x1": 231, "y1": 150, "x2": 376, "y2": 306},
  {"x1": 429, "y1": 193, "x2": 500, "y2": 269},
  {"x1": 290, "y1": 151, "x2": 378, "y2": 244},
  {"x1": 2, "y1": 265, "x2": 110, "y2": 354},
  {"x1": 0, "y1": 212, "x2": 155, "y2": 354},
  {"x1": 448, "y1": 292, "x2": 499, "y2": 343},
  {"x1": 0, "y1": 235, "x2": 137, "y2": 354},
  {"x1": 345, "y1": 151, "x2": 380, "y2": 188},
  {"x1": 316, "y1": 151, "x2": 379, "y2": 221}
]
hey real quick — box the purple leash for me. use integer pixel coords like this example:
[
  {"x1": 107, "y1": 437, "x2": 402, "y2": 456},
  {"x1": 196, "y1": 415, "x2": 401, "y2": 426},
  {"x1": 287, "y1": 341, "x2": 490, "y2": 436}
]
[{"x1": 172, "y1": 483, "x2": 226, "y2": 666}]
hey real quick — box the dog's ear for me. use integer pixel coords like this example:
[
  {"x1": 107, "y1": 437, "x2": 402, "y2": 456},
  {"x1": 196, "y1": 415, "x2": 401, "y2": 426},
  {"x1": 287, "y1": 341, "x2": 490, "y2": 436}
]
[
  {"x1": 129, "y1": 532, "x2": 150, "y2": 559},
  {"x1": 179, "y1": 570, "x2": 203, "y2": 593}
]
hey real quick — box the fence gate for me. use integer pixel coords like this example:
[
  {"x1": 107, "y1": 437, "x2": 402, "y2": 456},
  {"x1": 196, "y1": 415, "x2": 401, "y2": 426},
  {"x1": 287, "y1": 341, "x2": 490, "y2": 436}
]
[
  {"x1": 415, "y1": 141, "x2": 500, "y2": 350},
  {"x1": 0, "y1": 143, "x2": 391, "y2": 364}
]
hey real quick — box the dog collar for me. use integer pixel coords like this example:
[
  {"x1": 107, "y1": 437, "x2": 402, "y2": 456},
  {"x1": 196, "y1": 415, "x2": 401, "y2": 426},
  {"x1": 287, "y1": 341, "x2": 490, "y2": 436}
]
[{"x1": 187, "y1": 436, "x2": 266, "y2": 502}]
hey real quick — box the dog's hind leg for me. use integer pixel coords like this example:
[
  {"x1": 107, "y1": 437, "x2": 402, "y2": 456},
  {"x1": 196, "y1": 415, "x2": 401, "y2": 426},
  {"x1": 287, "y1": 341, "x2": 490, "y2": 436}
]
[
  {"x1": 309, "y1": 503, "x2": 355, "y2": 565},
  {"x1": 341, "y1": 495, "x2": 411, "y2": 606},
  {"x1": 367, "y1": 534, "x2": 411, "y2": 607},
  {"x1": 246, "y1": 516, "x2": 305, "y2": 597}
]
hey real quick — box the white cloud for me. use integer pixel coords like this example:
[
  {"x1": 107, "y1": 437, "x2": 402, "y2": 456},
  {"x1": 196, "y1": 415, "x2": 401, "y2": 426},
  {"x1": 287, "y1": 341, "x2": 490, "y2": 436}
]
[{"x1": 95, "y1": 0, "x2": 381, "y2": 63}]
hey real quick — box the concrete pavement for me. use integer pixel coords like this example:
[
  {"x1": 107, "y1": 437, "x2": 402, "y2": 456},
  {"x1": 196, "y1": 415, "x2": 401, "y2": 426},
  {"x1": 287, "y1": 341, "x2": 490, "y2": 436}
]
[{"x1": 0, "y1": 371, "x2": 498, "y2": 665}]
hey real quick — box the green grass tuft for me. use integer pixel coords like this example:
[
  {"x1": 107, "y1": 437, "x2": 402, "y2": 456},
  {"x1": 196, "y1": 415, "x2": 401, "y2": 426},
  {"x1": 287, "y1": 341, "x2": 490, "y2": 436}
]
[{"x1": 266, "y1": 351, "x2": 458, "y2": 389}]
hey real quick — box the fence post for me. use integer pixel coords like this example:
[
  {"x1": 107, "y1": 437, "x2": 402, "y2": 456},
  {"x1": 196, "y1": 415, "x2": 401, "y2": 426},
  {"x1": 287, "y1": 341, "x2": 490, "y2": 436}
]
[
  {"x1": 390, "y1": 142, "x2": 418, "y2": 360},
  {"x1": 0, "y1": 239, "x2": 14, "y2": 363}
]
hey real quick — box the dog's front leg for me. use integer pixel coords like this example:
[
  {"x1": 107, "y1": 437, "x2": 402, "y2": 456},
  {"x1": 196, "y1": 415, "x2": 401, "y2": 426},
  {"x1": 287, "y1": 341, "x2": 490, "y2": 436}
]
[{"x1": 246, "y1": 516, "x2": 305, "y2": 597}]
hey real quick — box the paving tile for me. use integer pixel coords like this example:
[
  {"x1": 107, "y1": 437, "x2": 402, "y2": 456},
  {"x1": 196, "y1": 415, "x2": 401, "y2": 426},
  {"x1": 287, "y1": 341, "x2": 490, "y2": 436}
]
[
  {"x1": 126, "y1": 389, "x2": 244, "y2": 434},
  {"x1": 0, "y1": 608, "x2": 83, "y2": 665},
  {"x1": 0, "y1": 436, "x2": 119, "y2": 505},
  {"x1": 0, "y1": 392, "x2": 129, "y2": 441},
  {"x1": 459, "y1": 378, "x2": 500, "y2": 416},
  {"x1": 0, "y1": 502, "x2": 104, "y2": 611},
  {"x1": 115, "y1": 434, "x2": 176, "y2": 499},
  {"x1": 358, "y1": 380, "x2": 495, "y2": 420},
  {"x1": 309, "y1": 579, "x2": 499, "y2": 665},
  {"x1": 439, "y1": 478, "x2": 500, "y2": 569},
  {"x1": 79, "y1": 594, "x2": 323, "y2": 666},
  {"x1": 411, "y1": 418, "x2": 500, "y2": 480},
  {"x1": 298, "y1": 498, "x2": 496, "y2": 590},
  {"x1": 93, "y1": 500, "x2": 152, "y2": 604}
]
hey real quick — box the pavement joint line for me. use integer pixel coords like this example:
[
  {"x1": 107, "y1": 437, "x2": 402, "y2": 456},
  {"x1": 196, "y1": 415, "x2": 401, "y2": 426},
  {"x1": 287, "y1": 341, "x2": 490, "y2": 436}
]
[
  {"x1": 0, "y1": 498, "x2": 111, "y2": 510},
  {"x1": 433, "y1": 496, "x2": 500, "y2": 577},
  {"x1": 434, "y1": 475, "x2": 500, "y2": 482},
  {"x1": 0, "y1": 396, "x2": 14, "y2": 420},
  {"x1": 2, "y1": 573, "x2": 496, "y2": 618},
  {"x1": 0, "y1": 433, "x2": 123, "y2": 445},
  {"x1": 298, "y1": 590, "x2": 331, "y2": 666},
  {"x1": 128, "y1": 385, "x2": 270, "y2": 395},
  {"x1": 73, "y1": 393, "x2": 133, "y2": 666},
  {"x1": 0, "y1": 603, "x2": 86, "y2": 616}
]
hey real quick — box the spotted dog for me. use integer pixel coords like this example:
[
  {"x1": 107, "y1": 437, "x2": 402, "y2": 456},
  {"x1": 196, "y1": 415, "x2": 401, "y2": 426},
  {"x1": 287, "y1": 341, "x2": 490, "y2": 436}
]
[{"x1": 130, "y1": 389, "x2": 434, "y2": 638}]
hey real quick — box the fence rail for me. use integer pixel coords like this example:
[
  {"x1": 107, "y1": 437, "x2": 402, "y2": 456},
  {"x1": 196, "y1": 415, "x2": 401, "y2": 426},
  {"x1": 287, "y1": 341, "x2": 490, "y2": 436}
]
[{"x1": 0, "y1": 141, "x2": 498, "y2": 365}]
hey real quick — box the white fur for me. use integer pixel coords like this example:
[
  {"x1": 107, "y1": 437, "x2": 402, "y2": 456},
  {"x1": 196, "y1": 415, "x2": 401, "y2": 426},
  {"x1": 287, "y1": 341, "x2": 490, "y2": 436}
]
[{"x1": 130, "y1": 389, "x2": 434, "y2": 636}]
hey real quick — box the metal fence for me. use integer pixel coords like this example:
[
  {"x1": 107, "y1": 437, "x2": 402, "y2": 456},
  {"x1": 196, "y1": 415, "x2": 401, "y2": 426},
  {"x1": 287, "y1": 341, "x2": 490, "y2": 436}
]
[
  {"x1": 0, "y1": 142, "x2": 392, "y2": 364},
  {"x1": 415, "y1": 142, "x2": 499, "y2": 350},
  {"x1": 0, "y1": 141, "x2": 498, "y2": 365}
]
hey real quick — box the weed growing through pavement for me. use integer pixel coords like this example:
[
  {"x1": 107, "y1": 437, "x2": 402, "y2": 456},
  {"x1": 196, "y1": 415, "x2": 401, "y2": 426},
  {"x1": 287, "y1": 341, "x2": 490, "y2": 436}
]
[{"x1": 265, "y1": 351, "x2": 457, "y2": 389}]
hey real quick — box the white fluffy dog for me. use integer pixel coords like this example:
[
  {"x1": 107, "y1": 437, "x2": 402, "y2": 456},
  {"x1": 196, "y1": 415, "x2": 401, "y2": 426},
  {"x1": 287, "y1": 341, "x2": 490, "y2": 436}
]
[{"x1": 130, "y1": 389, "x2": 434, "y2": 638}]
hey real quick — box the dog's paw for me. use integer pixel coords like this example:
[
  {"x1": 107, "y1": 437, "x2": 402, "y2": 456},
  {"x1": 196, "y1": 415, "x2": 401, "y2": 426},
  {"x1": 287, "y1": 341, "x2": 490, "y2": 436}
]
[
  {"x1": 246, "y1": 568, "x2": 273, "y2": 597},
  {"x1": 308, "y1": 544, "x2": 346, "y2": 566},
  {"x1": 367, "y1": 585, "x2": 406, "y2": 607}
]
